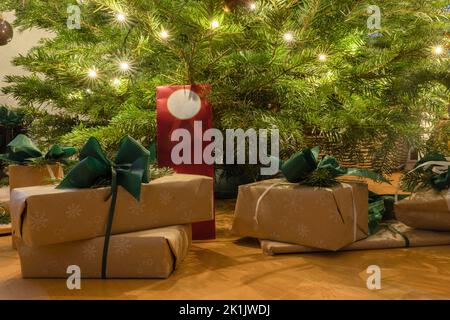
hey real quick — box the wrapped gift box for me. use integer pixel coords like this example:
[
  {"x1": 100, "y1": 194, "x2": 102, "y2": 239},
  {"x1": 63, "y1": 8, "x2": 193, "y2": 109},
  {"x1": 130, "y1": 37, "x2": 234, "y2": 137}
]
[
  {"x1": 261, "y1": 221, "x2": 450, "y2": 255},
  {"x1": 11, "y1": 173, "x2": 213, "y2": 247},
  {"x1": 9, "y1": 164, "x2": 64, "y2": 191},
  {"x1": 232, "y1": 179, "x2": 368, "y2": 251},
  {"x1": 394, "y1": 190, "x2": 450, "y2": 231},
  {"x1": 18, "y1": 225, "x2": 191, "y2": 279}
]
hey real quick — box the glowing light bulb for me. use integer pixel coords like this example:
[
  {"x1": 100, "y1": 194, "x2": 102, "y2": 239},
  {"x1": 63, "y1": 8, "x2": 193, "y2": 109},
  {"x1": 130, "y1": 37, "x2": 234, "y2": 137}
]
[
  {"x1": 283, "y1": 32, "x2": 294, "y2": 42},
  {"x1": 87, "y1": 69, "x2": 97, "y2": 78},
  {"x1": 160, "y1": 30, "x2": 169, "y2": 39},
  {"x1": 85, "y1": 89, "x2": 93, "y2": 94},
  {"x1": 224, "y1": 6, "x2": 230, "y2": 13},
  {"x1": 318, "y1": 54, "x2": 327, "y2": 61},
  {"x1": 112, "y1": 78, "x2": 121, "y2": 86},
  {"x1": 433, "y1": 45, "x2": 444, "y2": 55},
  {"x1": 211, "y1": 20, "x2": 220, "y2": 29},
  {"x1": 249, "y1": 2, "x2": 257, "y2": 11},
  {"x1": 119, "y1": 61, "x2": 130, "y2": 71},
  {"x1": 116, "y1": 12, "x2": 126, "y2": 22}
]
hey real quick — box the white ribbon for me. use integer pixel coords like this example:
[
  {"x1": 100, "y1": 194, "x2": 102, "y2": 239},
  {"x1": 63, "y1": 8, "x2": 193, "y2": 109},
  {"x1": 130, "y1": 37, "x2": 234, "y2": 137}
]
[
  {"x1": 46, "y1": 164, "x2": 56, "y2": 181},
  {"x1": 253, "y1": 181, "x2": 358, "y2": 242}
]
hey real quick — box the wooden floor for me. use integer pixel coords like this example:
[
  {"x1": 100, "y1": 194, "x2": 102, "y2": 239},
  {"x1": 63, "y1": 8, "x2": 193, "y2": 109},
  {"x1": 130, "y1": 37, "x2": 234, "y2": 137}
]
[{"x1": 1, "y1": 174, "x2": 450, "y2": 300}]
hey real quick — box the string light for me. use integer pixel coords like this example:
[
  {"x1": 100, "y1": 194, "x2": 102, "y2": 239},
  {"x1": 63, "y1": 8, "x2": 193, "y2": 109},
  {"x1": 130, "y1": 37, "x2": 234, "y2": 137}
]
[
  {"x1": 249, "y1": 2, "x2": 257, "y2": 11},
  {"x1": 211, "y1": 20, "x2": 220, "y2": 29},
  {"x1": 119, "y1": 61, "x2": 130, "y2": 72},
  {"x1": 224, "y1": 6, "x2": 230, "y2": 13},
  {"x1": 318, "y1": 54, "x2": 328, "y2": 61},
  {"x1": 112, "y1": 78, "x2": 121, "y2": 86},
  {"x1": 283, "y1": 32, "x2": 294, "y2": 42},
  {"x1": 433, "y1": 45, "x2": 444, "y2": 55},
  {"x1": 85, "y1": 88, "x2": 93, "y2": 94},
  {"x1": 159, "y1": 29, "x2": 169, "y2": 40},
  {"x1": 87, "y1": 68, "x2": 97, "y2": 78},
  {"x1": 115, "y1": 12, "x2": 126, "y2": 23}
]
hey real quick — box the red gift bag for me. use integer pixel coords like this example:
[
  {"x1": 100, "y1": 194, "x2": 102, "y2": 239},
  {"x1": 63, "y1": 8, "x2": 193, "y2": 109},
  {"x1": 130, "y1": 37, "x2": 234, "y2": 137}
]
[{"x1": 156, "y1": 85, "x2": 215, "y2": 240}]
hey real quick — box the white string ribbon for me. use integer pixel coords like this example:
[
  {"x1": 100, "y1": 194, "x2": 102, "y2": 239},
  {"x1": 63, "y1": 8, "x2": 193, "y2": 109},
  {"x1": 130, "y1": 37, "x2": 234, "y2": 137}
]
[{"x1": 253, "y1": 181, "x2": 358, "y2": 242}]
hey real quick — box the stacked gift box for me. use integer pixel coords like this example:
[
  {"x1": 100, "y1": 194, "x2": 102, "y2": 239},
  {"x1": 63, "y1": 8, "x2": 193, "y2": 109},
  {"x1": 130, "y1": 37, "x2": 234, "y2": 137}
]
[
  {"x1": 232, "y1": 148, "x2": 450, "y2": 254},
  {"x1": 9, "y1": 136, "x2": 214, "y2": 279}
]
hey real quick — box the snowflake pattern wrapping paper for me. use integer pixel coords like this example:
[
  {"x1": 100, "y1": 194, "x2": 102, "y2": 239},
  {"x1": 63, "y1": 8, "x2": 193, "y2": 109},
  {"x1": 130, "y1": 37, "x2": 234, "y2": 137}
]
[
  {"x1": 232, "y1": 179, "x2": 369, "y2": 251},
  {"x1": 10, "y1": 174, "x2": 213, "y2": 247},
  {"x1": 17, "y1": 225, "x2": 191, "y2": 279},
  {"x1": 260, "y1": 221, "x2": 450, "y2": 255},
  {"x1": 395, "y1": 189, "x2": 450, "y2": 231}
]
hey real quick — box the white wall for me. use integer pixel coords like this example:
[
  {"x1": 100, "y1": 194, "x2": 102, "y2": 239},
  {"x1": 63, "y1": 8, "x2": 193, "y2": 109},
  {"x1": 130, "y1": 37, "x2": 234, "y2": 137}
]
[{"x1": 0, "y1": 11, "x2": 52, "y2": 107}]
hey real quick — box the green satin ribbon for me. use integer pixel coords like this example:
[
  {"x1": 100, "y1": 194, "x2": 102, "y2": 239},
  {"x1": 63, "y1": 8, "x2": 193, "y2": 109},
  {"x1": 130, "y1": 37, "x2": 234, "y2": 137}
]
[
  {"x1": 57, "y1": 136, "x2": 150, "y2": 278},
  {"x1": 281, "y1": 147, "x2": 389, "y2": 186},
  {"x1": 0, "y1": 134, "x2": 42, "y2": 164},
  {"x1": 45, "y1": 144, "x2": 77, "y2": 164},
  {"x1": 0, "y1": 134, "x2": 76, "y2": 165}
]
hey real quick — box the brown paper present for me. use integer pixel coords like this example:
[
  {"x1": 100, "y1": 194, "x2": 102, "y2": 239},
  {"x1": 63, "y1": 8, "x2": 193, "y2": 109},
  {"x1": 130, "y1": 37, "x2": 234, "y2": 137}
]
[
  {"x1": 9, "y1": 164, "x2": 64, "y2": 249},
  {"x1": 18, "y1": 225, "x2": 191, "y2": 278},
  {"x1": 232, "y1": 179, "x2": 368, "y2": 251},
  {"x1": 261, "y1": 220, "x2": 450, "y2": 255},
  {"x1": 395, "y1": 189, "x2": 450, "y2": 231},
  {"x1": 9, "y1": 164, "x2": 64, "y2": 191},
  {"x1": 11, "y1": 173, "x2": 213, "y2": 247}
]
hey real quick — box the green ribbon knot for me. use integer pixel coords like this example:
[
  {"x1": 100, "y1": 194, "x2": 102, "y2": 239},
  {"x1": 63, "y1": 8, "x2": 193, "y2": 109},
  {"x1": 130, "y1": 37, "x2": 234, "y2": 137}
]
[
  {"x1": 57, "y1": 136, "x2": 150, "y2": 278},
  {"x1": 0, "y1": 134, "x2": 76, "y2": 165},
  {"x1": 281, "y1": 147, "x2": 389, "y2": 187}
]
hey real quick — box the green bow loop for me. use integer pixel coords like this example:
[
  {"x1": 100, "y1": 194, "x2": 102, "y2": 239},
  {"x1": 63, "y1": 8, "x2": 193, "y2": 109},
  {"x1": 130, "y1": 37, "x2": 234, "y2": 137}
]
[
  {"x1": 45, "y1": 144, "x2": 77, "y2": 163},
  {"x1": 56, "y1": 136, "x2": 150, "y2": 279},
  {"x1": 57, "y1": 136, "x2": 150, "y2": 200},
  {"x1": 282, "y1": 147, "x2": 389, "y2": 187},
  {"x1": 57, "y1": 137, "x2": 111, "y2": 189},
  {"x1": 0, "y1": 134, "x2": 42, "y2": 164}
]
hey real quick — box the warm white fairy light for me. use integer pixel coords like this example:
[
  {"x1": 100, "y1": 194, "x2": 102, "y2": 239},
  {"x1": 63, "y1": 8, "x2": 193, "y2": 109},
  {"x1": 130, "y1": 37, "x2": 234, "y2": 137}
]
[
  {"x1": 160, "y1": 30, "x2": 169, "y2": 40},
  {"x1": 433, "y1": 45, "x2": 444, "y2": 55},
  {"x1": 119, "y1": 61, "x2": 130, "y2": 72},
  {"x1": 211, "y1": 20, "x2": 220, "y2": 29},
  {"x1": 85, "y1": 88, "x2": 93, "y2": 94},
  {"x1": 318, "y1": 53, "x2": 328, "y2": 61},
  {"x1": 249, "y1": 2, "x2": 257, "y2": 11},
  {"x1": 112, "y1": 78, "x2": 121, "y2": 86},
  {"x1": 283, "y1": 32, "x2": 294, "y2": 42},
  {"x1": 87, "y1": 68, "x2": 97, "y2": 78},
  {"x1": 115, "y1": 12, "x2": 126, "y2": 23}
]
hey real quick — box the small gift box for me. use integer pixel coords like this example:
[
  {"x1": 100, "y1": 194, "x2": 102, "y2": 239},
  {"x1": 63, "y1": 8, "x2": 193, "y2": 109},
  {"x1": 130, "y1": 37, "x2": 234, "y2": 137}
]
[
  {"x1": 232, "y1": 179, "x2": 369, "y2": 251},
  {"x1": 395, "y1": 153, "x2": 450, "y2": 231},
  {"x1": 232, "y1": 147, "x2": 387, "y2": 251},
  {"x1": 2, "y1": 135, "x2": 76, "y2": 191},
  {"x1": 18, "y1": 225, "x2": 191, "y2": 279}
]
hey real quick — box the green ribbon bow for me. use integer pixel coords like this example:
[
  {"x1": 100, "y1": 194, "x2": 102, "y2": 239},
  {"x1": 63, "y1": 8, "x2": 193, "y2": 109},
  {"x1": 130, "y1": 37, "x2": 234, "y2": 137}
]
[
  {"x1": 281, "y1": 147, "x2": 389, "y2": 187},
  {"x1": 0, "y1": 134, "x2": 77, "y2": 165},
  {"x1": 0, "y1": 106, "x2": 22, "y2": 127},
  {"x1": 57, "y1": 136, "x2": 150, "y2": 278},
  {"x1": 0, "y1": 134, "x2": 43, "y2": 164},
  {"x1": 402, "y1": 153, "x2": 450, "y2": 192},
  {"x1": 45, "y1": 144, "x2": 77, "y2": 164}
]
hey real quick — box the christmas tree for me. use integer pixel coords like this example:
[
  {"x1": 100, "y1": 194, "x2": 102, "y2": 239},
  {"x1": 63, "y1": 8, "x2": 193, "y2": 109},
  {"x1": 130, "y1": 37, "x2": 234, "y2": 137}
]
[{"x1": 0, "y1": 0, "x2": 449, "y2": 172}]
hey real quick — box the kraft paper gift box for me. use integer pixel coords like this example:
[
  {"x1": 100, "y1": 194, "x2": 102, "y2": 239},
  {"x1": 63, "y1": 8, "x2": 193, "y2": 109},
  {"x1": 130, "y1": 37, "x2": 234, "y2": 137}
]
[
  {"x1": 394, "y1": 189, "x2": 450, "y2": 231},
  {"x1": 9, "y1": 164, "x2": 64, "y2": 191},
  {"x1": 9, "y1": 164, "x2": 64, "y2": 249},
  {"x1": 260, "y1": 221, "x2": 450, "y2": 255},
  {"x1": 232, "y1": 179, "x2": 368, "y2": 251},
  {"x1": 17, "y1": 225, "x2": 191, "y2": 279},
  {"x1": 10, "y1": 173, "x2": 213, "y2": 247}
]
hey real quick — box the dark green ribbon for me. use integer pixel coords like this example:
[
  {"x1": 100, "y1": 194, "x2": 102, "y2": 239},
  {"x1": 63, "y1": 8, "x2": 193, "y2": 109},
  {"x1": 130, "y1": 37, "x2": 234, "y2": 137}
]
[
  {"x1": 0, "y1": 134, "x2": 76, "y2": 165},
  {"x1": 0, "y1": 134, "x2": 42, "y2": 164},
  {"x1": 0, "y1": 106, "x2": 22, "y2": 127},
  {"x1": 281, "y1": 147, "x2": 389, "y2": 186},
  {"x1": 57, "y1": 136, "x2": 150, "y2": 279},
  {"x1": 45, "y1": 144, "x2": 77, "y2": 164}
]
